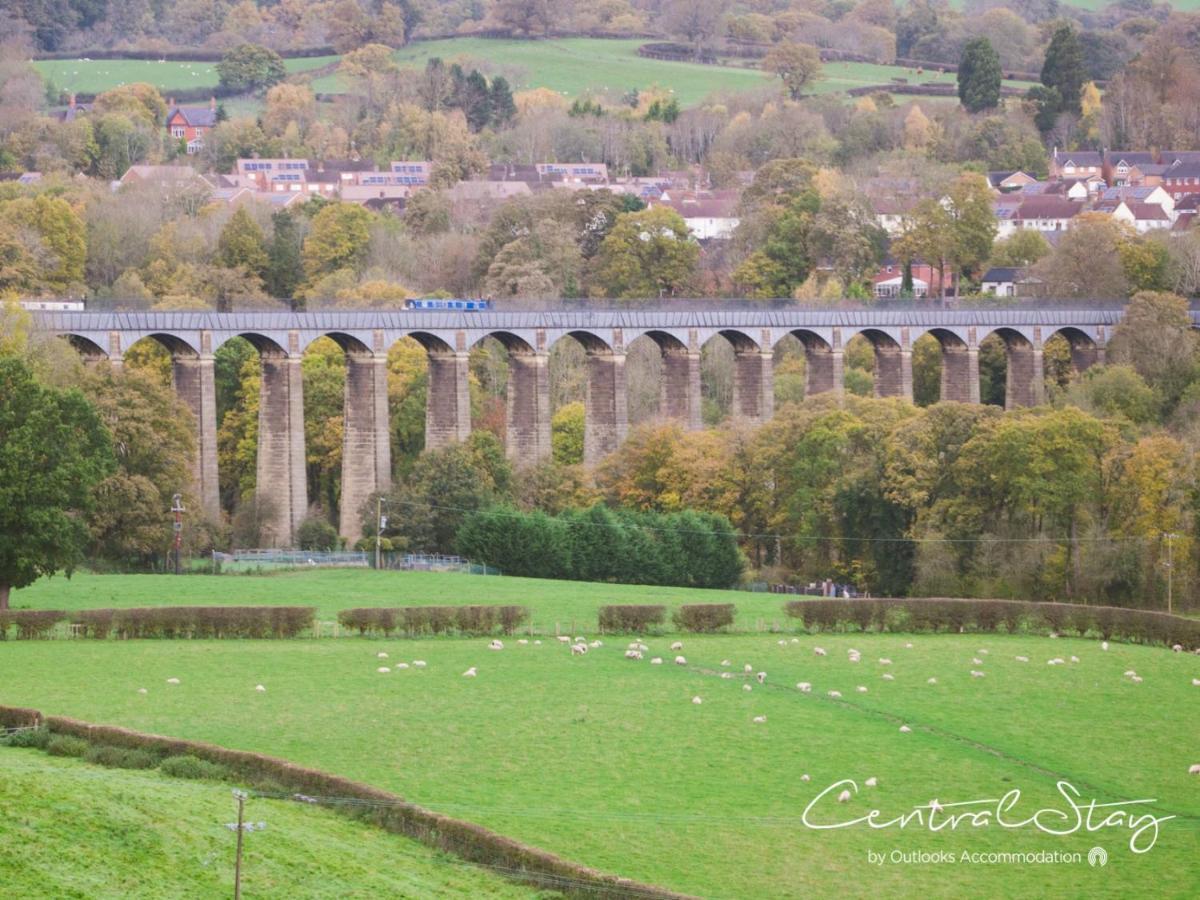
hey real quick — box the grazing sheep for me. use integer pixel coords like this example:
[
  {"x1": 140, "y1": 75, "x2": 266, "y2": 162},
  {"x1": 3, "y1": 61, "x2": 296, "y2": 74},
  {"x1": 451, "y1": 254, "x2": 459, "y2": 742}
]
[
  {"x1": 1172, "y1": 644, "x2": 1183, "y2": 652},
  {"x1": 899, "y1": 725, "x2": 912, "y2": 733},
  {"x1": 1131, "y1": 675, "x2": 1143, "y2": 683},
  {"x1": 624, "y1": 649, "x2": 643, "y2": 660},
  {"x1": 575, "y1": 636, "x2": 585, "y2": 642},
  {"x1": 720, "y1": 659, "x2": 732, "y2": 667},
  {"x1": 463, "y1": 667, "x2": 477, "y2": 677},
  {"x1": 413, "y1": 660, "x2": 427, "y2": 668},
  {"x1": 743, "y1": 684, "x2": 753, "y2": 692},
  {"x1": 692, "y1": 696, "x2": 703, "y2": 705},
  {"x1": 927, "y1": 677, "x2": 938, "y2": 684},
  {"x1": 590, "y1": 641, "x2": 602, "y2": 649},
  {"x1": 791, "y1": 638, "x2": 800, "y2": 644},
  {"x1": 814, "y1": 647, "x2": 827, "y2": 657},
  {"x1": 882, "y1": 673, "x2": 895, "y2": 681},
  {"x1": 801, "y1": 774, "x2": 811, "y2": 782},
  {"x1": 518, "y1": 639, "x2": 528, "y2": 645},
  {"x1": 557, "y1": 636, "x2": 571, "y2": 643},
  {"x1": 837, "y1": 789, "x2": 851, "y2": 802},
  {"x1": 848, "y1": 648, "x2": 860, "y2": 656},
  {"x1": 628, "y1": 642, "x2": 641, "y2": 650},
  {"x1": 848, "y1": 655, "x2": 860, "y2": 664},
  {"x1": 1124, "y1": 670, "x2": 1137, "y2": 677},
  {"x1": 255, "y1": 685, "x2": 266, "y2": 692},
  {"x1": 1070, "y1": 655, "x2": 1080, "y2": 663},
  {"x1": 1047, "y1": 658, "x2": 1064, "y2": 666},
  {"x1": 756, "y1": 671, "x2": 767, "y2": 684},
  {"x1": 1189, "y1": 764, "x2": 1200, "y2": 775},
  {"x1": 674, "y1": 656, "x2": 687, "y2": 666},
  {"x1": 377, "y1": 652, "x2": 389, "y2": 659},
  {"x1": 878, "y1": 658, "x2": 892, "y2": 665},
  {"x1": 137, "y1": 688, "x2": 148, "y2": 695},
  {"x1": 671, "y1": 641, "x2": 684, "y2": 651},
  {"x1": 572, "y1": 644, "x2": 589, "y2": 656},
  {"x1": 856, "y1": 686, "x2": 868, "y2": 693},
  {"x1": 489, "y1": 640, "x2": 504, "y2": 650},
  {"x1": 636, "y1": 643, "x2": 649, "y2": 651},
  {"x1": 753, "y1": 715, "x2": 767, "y2": 724},
  {"x1": 865, "y1": 777, "x2": 877, "y2": 787},
  {"x1": 534, "y1": 640, "x2": 542, "y2": 645},
  {"x1": 395, "y1": 663, "x2": 409, "y2": 669},
  {"x1": 828, "y1": 690, "x2": 842, "y2": 698},
  {"x1": 778, "y1": 639, "x2": 788, "y2": 646},
  {"x1": 1101, "y1": 641, "x2": 1109, "y2": 651},
  {"x1": 905, "y1": 642, "x2": 914, "y2": 649},
  {"x1": 972, "y1": 658, "x2": 983, "y2": 665},
  {"x1": 1049, "y1": 633, "x2": 1058, "y2": 639},
  {"x1": 651, "y1": 657, "x2": 663, "y2": 665},
  {"x1": 721, "y1": 672, "x2": 733, "y2": 679},
  {"x1": 1015, "y1": 656, "x2": 1029, "y2": 662},
  {"x1": 166, "y1": 678, "x2": 180, "y2": 684},
  {"x1": 1192, "y1": 678, "x2": 1200, "y2": 686},
  {"x1": 744, "y1": 663, "x2": 753, "y2": 673},
  {"x1": 978, "y1": 649, "x2": 989, "y2": 655},
  {"x1": 970, "y1": 670, "x2": 985, "y2": 678},
  {"x1": 377, "y1": 667, "x2": 391, "y2": 673},
  {"x1": 797, "y1": 682, "x2": 812, "y2": 692}
]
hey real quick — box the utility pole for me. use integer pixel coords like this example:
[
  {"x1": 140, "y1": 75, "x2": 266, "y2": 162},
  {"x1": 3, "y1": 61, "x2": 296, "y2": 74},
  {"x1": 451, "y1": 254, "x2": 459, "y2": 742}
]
[
  {"x1": 1164, "y1": 533, "x2": 1178, "y2": 615},
  {"x1": 374, "y1": 496, "x2": 388, "y2": 571},
  {"x1": 226, "y1": 789, "x2": 265, "y2": 900},
  {"x1": 171, "y1": 494, "x2": 185, "y2": 575}
]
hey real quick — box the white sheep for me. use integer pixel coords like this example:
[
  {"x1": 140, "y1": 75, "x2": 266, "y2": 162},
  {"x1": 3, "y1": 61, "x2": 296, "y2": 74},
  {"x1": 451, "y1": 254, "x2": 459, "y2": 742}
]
[
  {"x1": 813, "y1": 647, "x2": 827, "y2": 656},
  {"x1": 743, "y1": 684, "x2": 753, "y2": 692},
  {"x1": 489, "y1": 640, "x2": 504, "y2": 650},
  {"x1": 137, "y1": 688, "x2": 148, "y2": 694},
  {"x1": 534, "y1": 640, "x2": 542, "y2": 645},
  {"x1": 651, "y1": 657, "x2": 663, "y2": 665},
  {"x1": 778, "y1": 640, "x2": 788, "y2": 646},
  {"x1": 255, "y1": 685, "x2": 266, "y2": 692},
  {"x1": 882, "y1": 673, "x2": 895, "y2": 681},
  {"x1": 720, "y1": 659, "x2": 731, "y2": 667},
  {"x1": 797, "y1": 682, "x2": 812, "y2": 692},
  {"x1": 978, "y1": 649, "x2": 989, "y2": 655},
  {"x1": 848, "y1": 655, "x2": 860, "y2": 664},
  {"x1": 671, "y1": 641, "x2": 683, "y2": 650},
  {"x1": 905, "y1": 642, "x2": 914, "y2": 649},
  {"x1": 1015, "y1": 656, "x2": 1029, "y2": 662},
  {"x1": 395, "y1": 663, "x2": 409, "y2": 670},
  {"x1": 1131, "y1": 675, "x2": 1143, "y2": 683},
  {"x1": 791, "y1": 638, "x2": 800, "y2": 644},
  {"x1": 1189, "y1": 764, "x2": 1200, "y2": 775},
  {"x1": 1123, "y1": 670, "x2": 1137, "y2": 677},
  {"x1": 899, "y1": 725, "x2": 912, "y2": 733},
  {"x1": 572, "y1": 643, "x2": 589, "y2": 656},
  {"x1": 166, "y1": 677, "x2": 180, "y2": 684},
  {"x1": 376, "y1": 667, "x2": 391, "y2": 673},
  {"x1": 970, "y1": 670, "x2": 985, "y2": 678},
  {"x1": 1049, "y1": 633, "x2": 1058, "y2": 639},
  {"x1": 517, "y1": 638, "x2": 529, "y2": 645},
  {"x1": 1070, "y1": 655, "x2": 1080, "y2": 663},
  {"x1": 972, "y1": 658, "x2": 983, "y2": 665},
  {"x1": 574, "y1": 636, "x2": 585, "y2": 643},
  {"x1": 1047, "y1": 658, "x2": 1063, "y2": 666},
  {"x1": 927, "y1": 677, "x2": 938, "y2": 684},
  {"x1": 801, "y1": 773, "x2": 811, "y2": 782},
  {"x1": 721, "y1": 672, "x2": 732, "y2": 679},
  {"x1": 878, "y1": 658, "x2": 892, "y2": 665},
  {"x1": 412, "y1": 661, "x2": 427, "y2": 669},
  {"x1": 463, "y1": 667, "x2": 477, "y2": 677},
  {"x1": 590, "y1": 641, "x2": 602, "y2": 649},
  {"x1": 755, "y1": 671, "x2": 766, "y2": 684},
  {"x1": 674, "y1": 655, "x2": 687, "y2": 666},
  {"x1": 848, "y1": 648, "x2": 860, "y2": 656},
  {"x1": 1101, "y1": 641, "x2": 1109, "y2": 650},
  {"x1": 753, "y1": 715, "x2": 767, "y2": 724},
  {"x1": 692, "y1": 696, "x2": 703, "y2": 705},
  {"x1": 1192, "y1": 678, "x2": 1200, "y2": 686},
  {"x1": 744, "y1": 663, "x2": 753, "y2": 673},
  {"x1": 377, "y1": 652, "x2": 389, "y2": 659},
  {"x1": 624, "y1": 649, "x2": 643, "y2": 660},
  {"x1": 628, "y1": 642, "x2": 641, "y2": 650},
  {"x1": 1172, "y1": 644, "x2": 1183, "y2": 652},
  {"x1": 557, "y1": 636, "x2": 571, "y2": 643},
  {"x1": 864, "y1": 777, "x2": 877, "y2": 787},
  {"x1": 828, "y1": 689, "x2": 842, "y2": 698},
  {"x1": 856, "y1": 685, "x2": 868, "y2": 693},
  {"x1": 837, "y1": 789, "x2": 851, "y2": 802}
]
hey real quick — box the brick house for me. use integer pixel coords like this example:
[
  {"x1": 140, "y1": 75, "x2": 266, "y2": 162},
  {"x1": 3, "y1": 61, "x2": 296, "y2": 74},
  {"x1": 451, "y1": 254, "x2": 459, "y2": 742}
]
[{"x1": 166, "y1": 98, "x2": 218, "y2": 154}]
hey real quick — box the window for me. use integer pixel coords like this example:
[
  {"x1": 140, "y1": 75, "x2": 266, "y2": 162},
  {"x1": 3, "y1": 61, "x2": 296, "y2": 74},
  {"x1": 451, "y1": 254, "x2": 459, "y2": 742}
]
[{"x1": 172, "y1": 127, "x2": 185, "y2": 138}]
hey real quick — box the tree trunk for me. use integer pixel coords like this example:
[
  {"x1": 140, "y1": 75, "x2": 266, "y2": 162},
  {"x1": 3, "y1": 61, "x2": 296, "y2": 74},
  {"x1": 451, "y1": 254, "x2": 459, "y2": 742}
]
[{"x1": 0, "y1": 584, "x2": 10, "y2": 610}]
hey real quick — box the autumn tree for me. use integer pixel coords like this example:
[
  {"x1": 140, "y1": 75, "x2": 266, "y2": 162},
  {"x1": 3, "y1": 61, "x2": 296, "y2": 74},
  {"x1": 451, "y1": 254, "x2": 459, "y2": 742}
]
[
  {"x1": 0, "y1": 354, "x2": 113, "y2": 608},
  {"x1": 216, "y1": 43, "x2": 286, "y2": 93},
  {"x1": 494, "y1": 0, "x2": 551, "y2": 36},
  {"x1": 590, "y1": 207, "x2": 699, "y2": 299},
  {"x1": 763, "y1": 42, "x2": 823, "y2": 101},
  {"x1": 1108, "y1": 291, "x2": 1199, "y2": 415},
  {"x1": 302, "y1": 203, "x2": 374, "y2": 288},
  {"x1": 217, "y1": 206, "x2": 269, "y2": 283}
]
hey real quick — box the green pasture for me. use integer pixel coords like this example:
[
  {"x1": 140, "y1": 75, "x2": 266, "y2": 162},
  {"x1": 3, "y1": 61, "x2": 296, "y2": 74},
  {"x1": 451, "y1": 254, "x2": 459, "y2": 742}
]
[
  {"x1": 2, "y1": 625, "x2": 1196, "y2": 898},
  {"x1": 0, "y1": 748, "x2": 533, "y2": 898},
  {"x1": 30, "y1": 55, "x2": 336, "y2": 97}
]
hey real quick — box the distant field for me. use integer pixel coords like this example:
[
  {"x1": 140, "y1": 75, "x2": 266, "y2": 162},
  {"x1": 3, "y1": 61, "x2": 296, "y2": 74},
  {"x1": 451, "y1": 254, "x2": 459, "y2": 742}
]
[
  {"x1": 31, "y1": 55, "x2": 336, "y2": 97},
  {"x1": 0, "y1": 749, "x2": 531, "y2": 898}
]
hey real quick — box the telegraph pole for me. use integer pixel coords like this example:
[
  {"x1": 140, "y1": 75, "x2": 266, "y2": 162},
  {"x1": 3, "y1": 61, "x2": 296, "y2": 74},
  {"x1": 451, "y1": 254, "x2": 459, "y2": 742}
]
[
  {"x1": 1164, "y1": 532, "x2": 1178, "y2": 615},
  {"x1": 233, "y1": 790, "x2": 245, "y2": 900},
  {"x1": 171, "y1": 494, "x2": 185, "y2": 575}
]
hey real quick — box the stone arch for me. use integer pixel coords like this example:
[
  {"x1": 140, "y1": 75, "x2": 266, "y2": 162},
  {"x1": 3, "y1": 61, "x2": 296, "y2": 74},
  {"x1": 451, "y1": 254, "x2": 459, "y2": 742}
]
[
  {"x1": 849, "y1": 328, "x2": 909, "y2": 400},
  {"x1": 979, "y1": 327, "x2": 1040, "y2": 409},
  {"x1": 1045, "y1": 326, "x2": 1100, "y2": 376},
  {"x1": 777, "y1": 329, "x2": 838, "y2": 398},
  {"x1": 543, "y1": 331, "x2": 625, "y2": 466},
  {"x1": 236, "y1": 332, "x2": 291, "y2": 359},
  {"x1": 400, "y1": 331, "x2": 469, "y2": 454},
  {"x1": 702, "y1": 329, "x2": 771, "y2": 422},
  {"x1": 61, "y1": 333, "x2": 110, "y2": 362},
  {"x1": 631, "y1": 330, "x2": 700, "y2": 429},
  {"x1": 320, "y1": 331, "x2": 374, "y2": 357},
  {"x1": 554, "y1": 329, "x2": 615, "y2": 355},
  {"x1": 919, "y1": 328, "x2": 976, "y2": 404},
  {"x1": 474, "y1": 331, "x2": 549, "y2": 465}
]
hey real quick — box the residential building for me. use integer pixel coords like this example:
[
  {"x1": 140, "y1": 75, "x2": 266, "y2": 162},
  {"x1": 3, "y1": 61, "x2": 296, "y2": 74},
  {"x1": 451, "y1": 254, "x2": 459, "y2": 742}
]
[{"x1": 166, "y1": 98, "x2": 218, "y2": 154}]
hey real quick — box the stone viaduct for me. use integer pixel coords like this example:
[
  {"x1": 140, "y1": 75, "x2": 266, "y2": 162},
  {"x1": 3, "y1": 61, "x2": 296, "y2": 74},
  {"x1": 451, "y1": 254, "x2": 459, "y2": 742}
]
[{"x1": 30, "y1": 307, "x2": 1139, "y2": 546}]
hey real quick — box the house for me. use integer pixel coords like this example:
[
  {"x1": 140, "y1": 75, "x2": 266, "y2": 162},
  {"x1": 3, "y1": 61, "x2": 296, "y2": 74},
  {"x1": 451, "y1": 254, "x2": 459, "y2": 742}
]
[
  {"x1": 1099, "y1": 185, "x2": 1175, "y2": 219},
  {"x1": 1162, "y1": 161, "x2": 1200, "y2": 201},
  {"x1": 980, "y1": 267, "x2": 1045, "y2": 298},
  {"x1": 987, "y1": 170, "x2": 1038, "y2": 192},
  {"x1": 534, "y1": 162, "x2": 608, "y2": 183},
  {"x1": 1096, "y1": 199, "x2": 1172, "y2": 232},
  {"x1": 997, "y1": 196, "x2": 1084, "y2": 237},
  {"x1": 166, "y1": 98, "x2": 218, "y2": 154},
  {"x1": 1022, "y1": 180, "x2": 1091, "y2": 201},
  {"x1": 1049, "y1": 149, "x2": 1103, "y2": 180},
  {"x1": 871, "y1": 196, "x2": 919, "y2": 236},
  {"x1": 871, "y1": 258, "x2": 956, "y2": 299},
  {"x1": 651, "y1": 194, "x2": 739, "y2": 240},
  {"x1": 51, "y1": 94, "x2": 90, "y2": 123},
  {"x1": 1102, "y1": 151, "x2": 1157, "y2": 187},
  {"x1": 118, "y1": 164, "x2": 203, "y2": 188}
]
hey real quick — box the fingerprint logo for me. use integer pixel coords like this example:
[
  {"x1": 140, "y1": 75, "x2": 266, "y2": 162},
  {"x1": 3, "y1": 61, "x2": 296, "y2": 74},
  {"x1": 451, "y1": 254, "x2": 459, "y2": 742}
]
[{"x1": 1088, "y1": 847, "x2": 1108, "y2": 867}]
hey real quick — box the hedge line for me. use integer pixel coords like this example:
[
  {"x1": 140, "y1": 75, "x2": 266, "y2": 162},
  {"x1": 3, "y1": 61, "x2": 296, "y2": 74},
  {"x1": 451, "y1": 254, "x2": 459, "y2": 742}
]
[
  {"x1": 337, "y1": 606, "x2": 529, "y2": 637},
  {"x1": 598, "y1": 605, "x2": 666, "y2": 633},
  {"x1": 0, "y1": 607, "x2": 314, "y2": 639},
  {"x1": 672, "y1": 604, "x2": 736, "y2": 633},
  {"x1": 0, "y1": 707, "x2": 692, "y2": 899},
  {"x1": 783, "y1": 598, "x2": 1200, "y2": 649}
]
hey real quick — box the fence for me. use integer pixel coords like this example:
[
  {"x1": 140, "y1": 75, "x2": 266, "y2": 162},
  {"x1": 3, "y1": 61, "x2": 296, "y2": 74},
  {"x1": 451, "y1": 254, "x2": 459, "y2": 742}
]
[
  {"x1": 376, "y1": 553, "x2": 500, "y2": 575},
  {"x1": 223, "y1": 550, "x2": 369, "y2": 570}
]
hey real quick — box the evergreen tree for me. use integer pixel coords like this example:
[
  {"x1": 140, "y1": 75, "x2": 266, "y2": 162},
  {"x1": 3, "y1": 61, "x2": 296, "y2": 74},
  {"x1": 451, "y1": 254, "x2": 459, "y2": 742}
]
[
  {"x1": 266, "y1": 210, "x2": 302, "y2": 301},
  {"x1": 957, "y1": 38, "x2": 1002, "y2": 113},
  {"x1": 462, "y1": 70, "x2": 493, "y2": 131},
  {"x1": 1041, "y1": 25, "x2": 1085, "y2": 114},
  {"x1": 489, "y1": 76, "x2": 516, "y2": 126}
]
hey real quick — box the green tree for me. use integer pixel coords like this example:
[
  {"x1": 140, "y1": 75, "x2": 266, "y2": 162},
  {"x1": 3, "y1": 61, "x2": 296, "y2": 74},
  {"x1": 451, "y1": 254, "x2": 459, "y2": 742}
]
[
  {"x1": 734, "y1": 189, "x2": 821, "y2": 298},
  {"x1": 301, "y1": 203, "x2": 373, "y2": 288},
  {"x1": 266, "y1": 210, "x2": 302, "y2": 300},
  {"x1": 0, "y1": 355, "x2": 114, "y2": 608},
  {"x1": 989, "y1": 230, "x2": 1050, "y2": 268},
  {"x1": 490, "y1": 76, "x2": 516, "y2": 125},
  {"x1": 1041, "y1": 24, "x2": 1085, "y2": 114},
  {"x1": 590, "y1": 207, "x2": 698, "y2": 299},
  {"x1": 552, "y1": 401, "x2": 585, "y2": 465},
  {"x1": 1107, "y1": 291, "x2": 1199, "y2": 416},
  {"x1": 217, "y1": 207, "x2": 268, "y2": 281},
  {"x1": 957, "y1": 37, "x2": 1002, "y2": 113},
  {"x1": 216, "y1": 44, "x2": 286, "y2": 93},
  {"x1": 762, "y1": 42, "x2": 823, "y2": 101},
  {"x1": 1, "y1": 195, "x2": 86, "y2": 291}
]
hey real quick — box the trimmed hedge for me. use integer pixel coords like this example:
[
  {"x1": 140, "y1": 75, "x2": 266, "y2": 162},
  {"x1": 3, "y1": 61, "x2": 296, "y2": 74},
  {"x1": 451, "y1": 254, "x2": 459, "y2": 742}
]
[
  {"x1": 782, "y1": 598, "x2": 1200, "y2": 649},
  {"x1": 337, "y1": 606, "x2": 529, "y2": 637},
  {"x1": 89, "y1": 607, "x2": 314, "y2": 639},
  {"x1": 84, "y1": 744, "x2": 159, "y2": 770},
  {"x1": 598, "y1": 605, "x2": 666, "y2": 633},
  {"x1": 0, "y1": 707, "x2": 692, "y2": 899},
  {"x1": 160, "y1": 755, "x2": 232, "y2": 781},
  {"x1": 0, "y1": 610, "x2": 66, "y2": 639},
  {"x1": 672, "y1": 604, "x2": 735, "y2": 633}
]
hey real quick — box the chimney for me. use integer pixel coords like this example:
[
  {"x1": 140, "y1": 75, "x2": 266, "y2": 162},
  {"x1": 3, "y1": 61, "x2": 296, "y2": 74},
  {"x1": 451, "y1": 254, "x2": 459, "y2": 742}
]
[
  {"x1": 210, "y1": 96, "x2": 217, "y2": 111},
  {"x1": 68, "y1": 93, "x2": 76, "y2": 109},
  {"x1": 168, "y1": 96, "x2": 175, "y2": 108}
]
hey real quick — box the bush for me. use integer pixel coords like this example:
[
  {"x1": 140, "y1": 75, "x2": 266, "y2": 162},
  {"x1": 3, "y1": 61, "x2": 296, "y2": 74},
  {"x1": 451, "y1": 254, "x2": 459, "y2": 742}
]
[
  {"x1": 108, "y1": 607, "x2": 315, "y2": 639},
  {"x1": 46, "y1": 735, "x2": 89, "y2": 758},
  {"x1": 161, "y1": 755, "x2": 232, "y2": 781},
  {"x1": 337, "y1": 606, "x2": 528, "y2": 637},
  {"x1": 673, "y1": 604, "x2": 735, "y2": 632},
  {"x1": 84, "y1": 744, "x2": 159, "y2": 769},
  {"x1": 1, "y1": 726, "x2": 50, "y2": 749},
  {"x1": 297, "y1": 515, "x2": 339, "y2": 551},
  {"x1": 598, "y1": 605, "x2": 667, "y2": 633},
  {"x1": 0, "y1": 610, "x2": 67, "y2": 639},
  {"x1": 75, "y1": 609, "x2": 114, "y2": 639}
]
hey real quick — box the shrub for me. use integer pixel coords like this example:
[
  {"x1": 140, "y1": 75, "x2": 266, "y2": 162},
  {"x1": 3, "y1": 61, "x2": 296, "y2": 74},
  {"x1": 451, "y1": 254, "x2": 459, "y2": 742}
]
[
  {"x1": 110, "y1": 607, "x2": 315, "y2": 639},
  {"x1": 46, "y1": 735, "x2": 89, "y2": 757},
  {"x1": 338, "y1": 606, "x2": 528, "y2": 637},
  {"x1": 75, "y1": 609, "x2": 114, "y2": 639},
  {"x1": 598, "y1": 605, "x2": 667, "y2": 633},
  {"x1": 0, "y1": 610, "x2": 66, "y2": 639},
  {"x1": 160, "y1": 755, "x2": 232, "y2": 781},
  {"x1": 1, "y1": 726, "x2": 50, "y2": 749},
  {"x1": 84, "y1": 744, "x2": 159, "y2": 769},
  {"x1": 673, "y1": 604, "x2": 735, "y2": 632}
]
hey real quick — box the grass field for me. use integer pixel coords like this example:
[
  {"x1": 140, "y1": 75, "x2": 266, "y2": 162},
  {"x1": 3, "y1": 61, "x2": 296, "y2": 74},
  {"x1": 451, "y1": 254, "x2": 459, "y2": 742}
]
[
  {"x1": 3, "y1": 570, "x2": 1198, "y2": 897},
  {"x1": 32, "y1": 38, "x2": 1034, "y2": 109},
  {"x1": 0, "y1": 748, "x2": 534, "y2": 898},
  {"x1": 30, "y1": 55, "x2": 336, "y2": 97}
]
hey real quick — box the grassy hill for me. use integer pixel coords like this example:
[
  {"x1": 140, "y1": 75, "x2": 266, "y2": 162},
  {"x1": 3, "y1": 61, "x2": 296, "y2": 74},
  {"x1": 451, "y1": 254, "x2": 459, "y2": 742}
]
[
  {"x1": 0, "y1": 748, "x2": 536, "y2": 898},
  {"x1": 2, "y1": 569, "x2": 1197, "y2": 898},
  {"x1": 31, "y1": 55, "x2": 336, "y2": 98}
]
